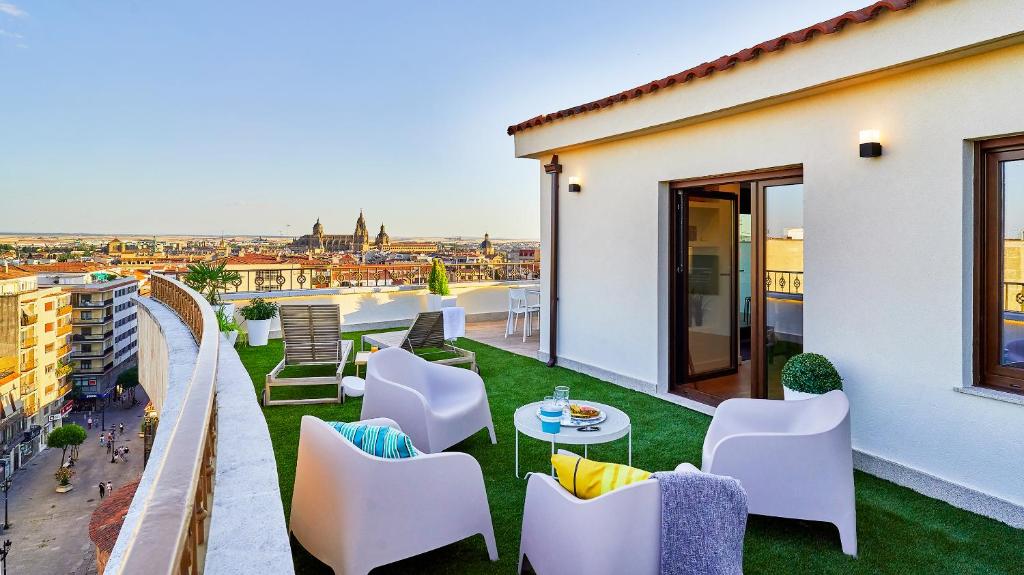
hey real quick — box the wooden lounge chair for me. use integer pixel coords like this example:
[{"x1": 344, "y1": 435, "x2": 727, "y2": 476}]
[
  {"x1": 361, "y1": 311, "x2": 477, "y2": 372},
  {"x1": 264, "y1": 303, "x2": 353, "y2": 406}
]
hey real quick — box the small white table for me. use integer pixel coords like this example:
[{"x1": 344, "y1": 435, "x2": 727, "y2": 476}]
[
  {"x1": 513, "y1": 401, "x2": 632, "y2": 478},
  {"x1": 354, "y1": 351, "x2": 372, "y2": 378}
]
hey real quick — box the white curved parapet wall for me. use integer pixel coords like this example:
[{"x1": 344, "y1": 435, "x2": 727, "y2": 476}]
[{"x1": 107, "y1": 274, "x2": 293, "y2": 574}]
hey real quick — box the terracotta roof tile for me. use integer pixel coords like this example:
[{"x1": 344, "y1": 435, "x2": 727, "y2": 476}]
[
  {"x1": 0, "y1": 269, "x2": 33, "y2": 280},
  {"x1": 507, "y1": 1, "x2": 917, "y2": 135}
]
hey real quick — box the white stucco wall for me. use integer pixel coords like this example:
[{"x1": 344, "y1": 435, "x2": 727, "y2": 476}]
[
  {"x1": 528, "y1": 41, "x2": 1024, "y2": 510},
  {"x1": 223, "y1": 281, "x2": 533, "y2": 335}
]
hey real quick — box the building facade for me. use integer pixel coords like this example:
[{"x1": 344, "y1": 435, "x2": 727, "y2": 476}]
[
  {"x1": 509, "y1": 0, "x2": 1024, "y2": 526},
  {"x1": 0, "y1": 268, "x2": 73, "y2": 475},
  {"x1": 67, "y1": 277, "x2": 139, "y2": 404}
]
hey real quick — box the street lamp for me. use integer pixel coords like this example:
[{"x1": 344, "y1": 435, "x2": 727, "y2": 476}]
[
  {"x1": 0, "y1": 538, "x2": 10, "y2": 575},
  {"x1": 110, "y1": 434, "x2": 117, "y2": 464},
  {"x1": 0, "y1": 478, "x2": 10, "y2": 531}
]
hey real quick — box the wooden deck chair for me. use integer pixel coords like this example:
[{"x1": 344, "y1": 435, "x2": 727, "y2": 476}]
[
  {"x1": 362, "y1": 311, "x2": 477, "y2": 372},
  {"x1": 264, "y1": 303, "x2": 353, "y2": 406}
]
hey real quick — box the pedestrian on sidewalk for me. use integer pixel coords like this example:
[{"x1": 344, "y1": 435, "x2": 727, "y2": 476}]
[
  {"x1": 118, "y1": 422, "x2": 125, "y2": 436},
  {"x1": 99, "y1": 433, "x2": 106, "y2": 448},
  {"x1": 98, "y1": 482, "x2": 106, "y2": 499},
  {"x1": 87, "y1": 416, "x2": 93, "y2": 430},
  {"x1": 106, "y1": 481, "x2": 112, "y2": 495}
]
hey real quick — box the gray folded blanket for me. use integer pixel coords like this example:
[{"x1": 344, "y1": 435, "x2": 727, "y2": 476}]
[{"x1": 651, "y1": 470, "x2": 748, "y2": 575}]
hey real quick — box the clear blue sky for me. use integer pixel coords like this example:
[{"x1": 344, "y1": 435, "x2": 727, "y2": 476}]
[{"x1": 0, "y1": 0, "x2": 870, "y2": 238}]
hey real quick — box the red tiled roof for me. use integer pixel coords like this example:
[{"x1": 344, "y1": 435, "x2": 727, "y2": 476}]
[
  {"x1": 507, "y1": 1, "x2": 917, "y2": 135},
  {"x1": 89, "y1": 478, "x2": 141, "y2": 554},
  {"x1": 13, "y1": 262, "x2": 109, "y2": 273},
  {"x1": 0, "y1": 268, "x2": 32, "y2": 281}
]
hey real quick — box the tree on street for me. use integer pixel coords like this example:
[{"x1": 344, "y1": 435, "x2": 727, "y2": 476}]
[
  {"x1": 117, "y1": 367, "x2": 140, "y2": 407},
  {"x1": 46, "y1": 424, "x2": 88, "y2": 470}
]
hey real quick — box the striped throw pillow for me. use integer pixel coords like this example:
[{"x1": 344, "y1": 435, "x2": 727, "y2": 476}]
[{"x1": 327, "y1": 422, "x2": 419, "y2": 459}]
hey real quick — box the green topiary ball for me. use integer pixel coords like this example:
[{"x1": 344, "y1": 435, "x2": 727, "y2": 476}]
[{"x1": 780, "y1": 353, "x2": 843, "y2": 394}]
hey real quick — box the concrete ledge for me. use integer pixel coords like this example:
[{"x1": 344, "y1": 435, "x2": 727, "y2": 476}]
[
  {"x1": 206, "y1": 337, "x2": 293, "y2": 575},
  {"x1": 853, "y1": 449, "x2": 1024, "y2": 528},
  {"x1": 221, "y1": 279, "x2": 538, "y2": 301},
  {"x1": 109, "y1": 297, "x2": 199, "y2": 568},
  {"x1": 953, "y1": 385, "x2": 1024, "y2": 406}
]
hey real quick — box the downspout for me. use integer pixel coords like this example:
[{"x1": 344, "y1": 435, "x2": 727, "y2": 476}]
[{"x1": 543, "y1": 155, "x2": 562, "y2": 367}]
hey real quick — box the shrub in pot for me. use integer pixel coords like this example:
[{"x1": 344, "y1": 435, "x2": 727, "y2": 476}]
[
  {"x1": 426, "y1": 258, "x2": 456, "y2": 311},
  {"x1": 240, "y1": 298, "x2": 278, "y2": 347},
  {"x1": 780, "y1": 352, "x2": 843, "y2": 400},
  {"x1": 216, "y1": 307, "x2": 240, "y2": 346}
]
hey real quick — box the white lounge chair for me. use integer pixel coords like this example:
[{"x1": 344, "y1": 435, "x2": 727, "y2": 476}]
[
  {"x1": 360, "y1": 346, "x2": 496, "y2": 453},
  {"x1": 702, "y1": 389, "x2": 857, "y2": 555},
  {"x1": 362, "y1": 310, "x2": 477, "y2": 372},
  {"x1": 290, "y1": 416, "x2": 498, "y2": 575}
]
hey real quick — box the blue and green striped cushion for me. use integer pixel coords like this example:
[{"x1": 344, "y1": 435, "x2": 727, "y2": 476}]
[{"x1": 327, "y1": 422, "x2": 419, "y2": 459}]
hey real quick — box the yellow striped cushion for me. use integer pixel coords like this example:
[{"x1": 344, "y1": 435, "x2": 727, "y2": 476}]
[{"x1": 550, "y1": 454, "x2": 651, "y2": 499}]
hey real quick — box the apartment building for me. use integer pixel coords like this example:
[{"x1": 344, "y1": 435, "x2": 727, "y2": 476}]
[
  {"x1": 66, "y1": 277, "x2": 139, "y2": 406},
  {"x1": 0, "y1": 267, "x2": 73, "y2": 475}
]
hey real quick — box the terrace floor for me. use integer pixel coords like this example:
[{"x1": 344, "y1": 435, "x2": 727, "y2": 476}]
[
  {"x1": 465, "y1": 318, "x2": 540, "y2": 358},
  {"x1": 236, "y1": 332, "x2": 1024, "y2": 574}
]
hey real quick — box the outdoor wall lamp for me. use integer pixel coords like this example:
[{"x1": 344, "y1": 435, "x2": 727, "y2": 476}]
[
  {"x1": 567, "y1": 176, "x2": 582, "y2": 193},
  {"x1": 859, "y1": 129, "x2": 882, "y2": 158}
]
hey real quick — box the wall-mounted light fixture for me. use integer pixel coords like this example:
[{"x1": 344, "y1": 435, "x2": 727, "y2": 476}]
[
  {"x1": 567, "y1": 176, "x2": 582, "y2": 193},
  {"x1": 859, "y1": 129, "x2": 882, "y2": 158}
]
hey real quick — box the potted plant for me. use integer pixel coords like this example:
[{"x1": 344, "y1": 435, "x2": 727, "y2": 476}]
[
  {"x1": 240, "y1": 298, "x2": 278, "y2": 346},
  {"x1": 780, "y1": 352, "x2": 843, "y2": 400},
  {"x1": 182, "y1": 261, "x2": 242, "y2": 311},
  {"x1": 216, "y1": 307, "x2": 240, "y2": 346},
  {"x1": 426, "y1": 259, "x2": 456, "y2": 311},
  {"x1": 54, "y1": 468, "x2": 75, "y2": 493}
]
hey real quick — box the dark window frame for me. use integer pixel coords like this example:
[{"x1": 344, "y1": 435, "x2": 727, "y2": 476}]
[{"x1": 975, "y1": 135, "x2": 1024, "y2": 394}]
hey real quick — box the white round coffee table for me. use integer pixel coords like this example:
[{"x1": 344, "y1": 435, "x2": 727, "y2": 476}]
[{"x1": 513, "y1": 400, "x2": 632, "y2": 478}]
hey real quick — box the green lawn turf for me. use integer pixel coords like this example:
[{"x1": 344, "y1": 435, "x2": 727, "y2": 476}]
[{"x1": 237, "y1": 332, "x2": 1024, "y2": 574}]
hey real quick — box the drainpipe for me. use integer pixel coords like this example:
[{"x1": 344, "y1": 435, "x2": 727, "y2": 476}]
[{"x1": 543, "y1": 155, "x2": 562, "y2": 367}]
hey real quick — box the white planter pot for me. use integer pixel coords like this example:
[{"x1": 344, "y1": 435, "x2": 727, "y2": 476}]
[
  {"x1": 247, "y1": 319, "x2": 272, "y2": 346},
  {"x1": 783, "y1": 386, "x2": 821, "y2": 401},
  {"x1": 426, "y1": 294, "x2": 457, "y2": 311},
  {"x1": 215, "y1": 303, "x2": 236, "y2": 318},
  {"x1": 224, "y1": 330, "x2": 239, "y2": 346}
]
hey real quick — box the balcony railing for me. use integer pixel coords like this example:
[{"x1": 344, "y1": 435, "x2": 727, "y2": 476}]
[
  {"x1": 20, "y1": 335, "x2": 38, "y2": 348},
  {"x1": 73, "y1": 330, "x2": 114, "y2": 341},
  {"x1": 56, "y1": 362, "x2": 73, "y2": 378},
  {"x1": 77, "y1": 314, "x2": 114, "y2": 325},
  {"x1": 58, "y1": 304, "x2": 73, "y2": 316},
  {"x1": 170, "y1": 261, "x2": 541, "y2": 294},
  {"x1": 76, "y1": 361, "x2": 114, "y2": 375},
  {"x1": 75, "y1": 298, "x2": 114, "y2": 308},
  {"x1": 766, "y1": 270, "x2": 804, "y2": 296},
  {"x1": 20, "y1": 381, "x2": 36, "y2": 396},
  {"x1": 111, "y1": 273, "x2": 218, "y2": 573},
  {"x1": 57, "y1": 382, "x2": 74, "y2": 397},
  {"x1": 77, "y1": 346, "x2": 114, "y2": 359},
  {"x1": 57, "y1": 324, "x2": 72, "y2": 336},
  {"x1": 20, "y1": 358, "x2": 37, "y2": 372},
  {"x1": 0, "y1": 356, "x2": 16, "y2": 386},
  {"x1": 20, "y1": 312, "x2": 37, "y2": 326}
]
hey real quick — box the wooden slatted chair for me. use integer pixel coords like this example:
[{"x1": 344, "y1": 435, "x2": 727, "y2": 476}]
[
  {"x1": 264, "y1": 303, "x2": 353, "y2": 406},
  {"x1": 362, "y1": 311, "x2": 477, "y2": 372}
]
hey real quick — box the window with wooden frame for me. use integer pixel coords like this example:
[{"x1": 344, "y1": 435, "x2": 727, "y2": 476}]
[{"x1": 976, "y1": 135, "x2": 1024, "y2": 393}]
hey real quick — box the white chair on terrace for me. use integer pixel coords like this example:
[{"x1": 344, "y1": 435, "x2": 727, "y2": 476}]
[
  {"x1": 506, "y1": 288, "x2": 533, "y2": 342},
  {"x1": 291, "y1": 416, "x2": 498, "y2": 575},
  {"x1": 702, "y1": 389, "x2": 857, "y2": 555},
  {"x1": 360, "y1": 347, "x2": 496, "y2": 453}
]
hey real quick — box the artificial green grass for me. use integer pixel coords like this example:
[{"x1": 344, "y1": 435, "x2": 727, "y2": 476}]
[{"x1": 237, "y1": 333, "x2": 1024, "y2": 574}]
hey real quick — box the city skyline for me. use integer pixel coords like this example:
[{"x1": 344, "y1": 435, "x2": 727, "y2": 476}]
[{"x1": 0, "y1": 0, "x2": 872, "y2": 237}]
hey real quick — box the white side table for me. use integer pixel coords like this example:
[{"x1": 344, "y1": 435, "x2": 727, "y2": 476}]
[
  {"x1": 354, "y1": 351, "x2": 372, "y2": 378},
  {"x1": 512, "y1": 401, "x2": 632, "y2": 478}
]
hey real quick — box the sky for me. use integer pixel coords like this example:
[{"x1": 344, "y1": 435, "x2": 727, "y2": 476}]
[{"x1": 0, "y1": 0, "x2": 874, "y2": 239}]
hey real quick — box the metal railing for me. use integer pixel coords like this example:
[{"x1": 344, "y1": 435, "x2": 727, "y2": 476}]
[
  {"x1": 20, "y1": 312, "x2": 37, "y2": 326},
  {"x1": 57, "y1": 324, "x2": 72, "y2": 336},
  {"x1": 110, "y1": 273, "x2": 218, "y2": 574},
  {"x1": 75, "y1": 298, "x2": 113, "y2": 308},
  {"x1": 766, "y1": 270, "x2": 803, "y2": 295},
  {"x1": 1006, "y1": 282, "x2": 1024, "y2": 313},
  {"x1": 58, "y1": 304, "x2": 73, "y2": 316},
  {"x1": 76, "y1": 314, "x2": 114, "y2": 325},
  {"x1": 170, "y1": 261, "x2": 541, "y2": 294}
]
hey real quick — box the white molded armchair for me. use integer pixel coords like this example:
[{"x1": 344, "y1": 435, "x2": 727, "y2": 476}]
[
  {"x1": 290, "y1": 416, "x2": 498, "y2": 575},
  {"x1": 518, "y1": 471, "x2": 665, "y2": 575},
  {"x1": 361, "y1": 347, "x2": 496, "y2": 453},
  {"x1": 702, "y1": 390, "x2": 857, "y2": 555}
]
